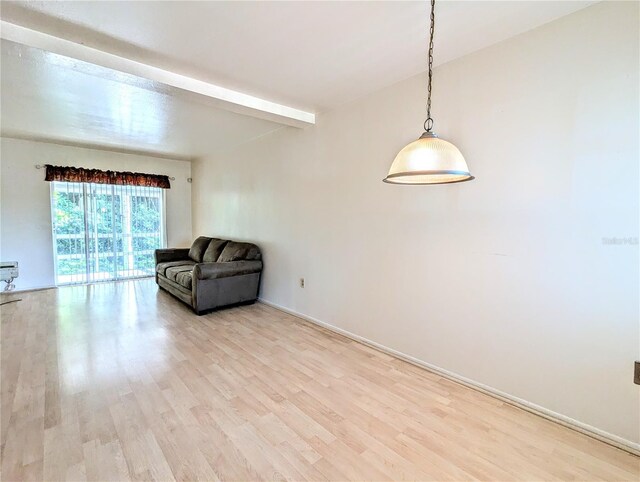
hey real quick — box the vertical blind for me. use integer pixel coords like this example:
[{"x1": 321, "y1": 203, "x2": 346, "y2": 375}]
[{"x1": 50, "y1": 181, "x2": 166, "y2": 285}]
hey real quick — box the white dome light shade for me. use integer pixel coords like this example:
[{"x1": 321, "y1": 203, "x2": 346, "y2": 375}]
[{"x1": 384, "y1": 132, "x2": 474, "y2": 185}]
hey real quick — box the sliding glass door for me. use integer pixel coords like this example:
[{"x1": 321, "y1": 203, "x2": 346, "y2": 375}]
[{"x1": 50, "y1": 181, "x2": 165, "y2": 285}]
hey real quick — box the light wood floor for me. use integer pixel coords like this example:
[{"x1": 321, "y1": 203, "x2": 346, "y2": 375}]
[{"x1": 1, "y1": 280, "x2": 638, "y2": 481}]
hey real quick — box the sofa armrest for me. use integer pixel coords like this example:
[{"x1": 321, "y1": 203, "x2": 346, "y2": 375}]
[
  {"x1": 155, "y1": 248, "x2": 190, "y2": 264},
  {"x1": 193, "y1": 260, "x2": 263, "y2": 280}
]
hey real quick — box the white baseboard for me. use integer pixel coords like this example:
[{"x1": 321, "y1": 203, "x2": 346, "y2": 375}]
[
  {"x1": 0, "y1": 284, "x2": 57, "y2": 294},
  {"x1": 1, "y1": 276, "x2": 156, "y2": 295},
  {"x1": 258, "y1": 298, "x2": 640, "y2": 457}
]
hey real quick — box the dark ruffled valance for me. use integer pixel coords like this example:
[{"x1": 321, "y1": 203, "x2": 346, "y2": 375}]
[{"x1": 44, "y1": 164, "x2": 171, "y2": 189}]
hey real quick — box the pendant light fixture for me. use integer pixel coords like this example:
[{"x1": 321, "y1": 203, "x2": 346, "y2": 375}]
[{"x1": 384, "y1": 0, "x2": 474, "y2": 185}]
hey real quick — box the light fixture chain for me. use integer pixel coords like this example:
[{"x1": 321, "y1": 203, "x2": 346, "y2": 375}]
[{"x1": 425, "y1": 0, "x2": 435, "y2": 132}]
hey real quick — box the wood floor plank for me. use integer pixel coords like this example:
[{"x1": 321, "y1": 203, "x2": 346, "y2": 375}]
[{"x1": 1, "y1": 279, "x2": 638, "y2": 481}]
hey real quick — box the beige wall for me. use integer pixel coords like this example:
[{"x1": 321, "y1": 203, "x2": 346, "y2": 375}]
[
  {"x1": 0, "y1": 137, "x2": 192, "y2": 290},
  {"x1": 193, "y1": 2, "x2": 638, "y2": 445}
]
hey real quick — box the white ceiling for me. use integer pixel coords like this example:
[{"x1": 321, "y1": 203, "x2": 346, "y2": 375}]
[
  {"x1": 0, "y1": 40, "x2": 282, "y2": 159},
  {"x1": 0, "y1": 1, "x2": 596, "y2": 159}
]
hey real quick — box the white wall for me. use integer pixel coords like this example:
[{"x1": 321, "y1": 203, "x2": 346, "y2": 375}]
[
  {"x1": 192, "y1": 2, "x2": 638, "y2": 445},
  {"x1": 0, "y1": 137, "x2": 192, "y2": 290}
]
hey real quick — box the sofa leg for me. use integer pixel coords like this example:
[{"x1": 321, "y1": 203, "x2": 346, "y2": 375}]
[{"x1": 193, "y1": 307, "x2": 206, "y2": 316}]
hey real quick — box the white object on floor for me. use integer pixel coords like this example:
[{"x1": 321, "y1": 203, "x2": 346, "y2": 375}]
[{"x1": 0, "y1": 261, "x2": 18, "y2": 291}]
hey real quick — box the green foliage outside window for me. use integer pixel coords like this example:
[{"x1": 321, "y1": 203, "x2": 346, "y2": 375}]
[{"x1": 53, "y1": 185, "x2": 163, "y2": 280}]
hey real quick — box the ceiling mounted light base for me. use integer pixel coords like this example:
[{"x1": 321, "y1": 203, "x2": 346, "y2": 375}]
[{"x1": 383, "y1": 131, "x2": 474, "y2": 185}]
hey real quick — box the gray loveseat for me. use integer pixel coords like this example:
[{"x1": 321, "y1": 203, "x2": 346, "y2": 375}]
[{"x1": 155, "y1": 237, "x2": 262, "y2": 314}]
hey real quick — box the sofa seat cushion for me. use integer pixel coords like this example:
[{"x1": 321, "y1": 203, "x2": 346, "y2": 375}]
[
  {"x1": 157, "y1": 274, "x2": 192, "y2": 304},
  {"x1": 156, "y1": 260, "x2": 195, "y2": 277},
  {"x1": 165, "y1": 264, "x2": 196, "y2": 288},
  {"x1": 175, "y1": 270, "x2": 193, "y2": 290},
  {"x1": 203, "y1": 238, "x2": 229, "y2": 263},
  {"x1": 217, "y1": 241, "x2": 262, "y2": 262},
  {"x1": 188, "y1": 236, "x2": 212, "y2": 262}
]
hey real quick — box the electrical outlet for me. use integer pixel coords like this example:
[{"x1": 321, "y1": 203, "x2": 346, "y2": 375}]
[
  {"x1": 635, "y1": 361, "x2": 640, "y2": 385},
  {"x1": 299, "y1": 278, "x2": 305, "y2": 288}
]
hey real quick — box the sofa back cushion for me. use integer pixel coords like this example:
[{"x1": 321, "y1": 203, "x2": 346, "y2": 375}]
[
  {"x1": 217, "y1": 241, "x2": 261, "y2": 262},
  {"x1": 188, "y1": 236, "x2": 212, "y2": 262},
  {"x1": 202, "y1": 238, "x2": 229, "y2": 263}
]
